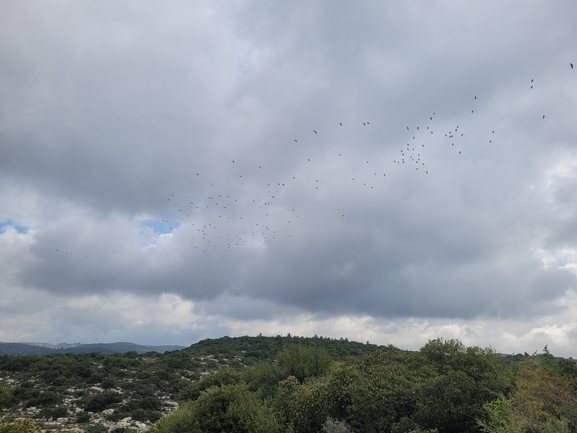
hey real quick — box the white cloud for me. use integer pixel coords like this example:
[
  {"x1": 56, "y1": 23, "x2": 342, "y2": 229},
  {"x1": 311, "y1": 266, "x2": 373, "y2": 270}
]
[{"x1": 0, "y1": 0, "x2": 576, "y2": 356}]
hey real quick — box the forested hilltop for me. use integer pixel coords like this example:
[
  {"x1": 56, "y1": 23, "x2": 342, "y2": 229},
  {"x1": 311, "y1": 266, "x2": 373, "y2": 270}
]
[
  {"x1": 0, "y1": 335, "x2": 380, "y2": 433},
  {"x1": 0, "y1": 336, "x2": 575, "y2": 433}
]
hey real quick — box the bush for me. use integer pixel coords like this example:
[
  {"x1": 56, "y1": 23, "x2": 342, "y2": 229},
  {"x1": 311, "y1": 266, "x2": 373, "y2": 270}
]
[
  {"x1": 148, "y1": 411, "x2": 162, "y2": 423},
  {"x1": 83, "y1": 392, "x2": 123, "y2": 412},
  {"x1": 39, "y1": 406, "x2": 68, "y2": 420},
  {"x1": 178, "y1": 368, "x2": 243, "y2": 402},
  {"x1": 149, "y1": 384, "x2": 281, "y2": 433},
  {"x1": 0, "y1": 419, "x2": 41, "y2": 433},
  {"x1": 101, "y1": 378, "x2": 117, "y2": 390},
  {"x1": 130, "y1": 409, "x2": 147, "y2": 422},
  {"x1": 105, "y1": 412, "x2": 126, "y2": 422},
  {"x1": 76, "y1": 412, "x2": 91, "y2": 424},
  {"x1": 84, "y1": 424, "x2": 108, "y2": 433},
  {"x1": 139, "y1": 396, "x2": 161, "y2": 411},
  {"x1": 0, "y1": 382, "x2": 14, "y2": 408}
]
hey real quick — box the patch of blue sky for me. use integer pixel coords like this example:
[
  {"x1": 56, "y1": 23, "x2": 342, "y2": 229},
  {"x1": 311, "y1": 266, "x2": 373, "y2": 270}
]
[
  {"x1": 237, "y1": 60, "x2": 250, "y2": 75},
  {"x1": 139, "y1": 219, "x2": 180, "y2": 247},
  {"x1": 0, "y1": 219, "x2": 29, "y2": 234},
  {"x1": 140, "y1": 219, "x2": 180, "y2": 235},
  {"x1": 548, "y1": 258, "x2": 574, "y2": 268}
]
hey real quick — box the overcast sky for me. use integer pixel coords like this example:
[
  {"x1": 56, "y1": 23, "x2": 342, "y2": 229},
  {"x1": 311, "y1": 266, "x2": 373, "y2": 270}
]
[{"x1": 1, "y1": 1, "x2": 576, "y2": 356}]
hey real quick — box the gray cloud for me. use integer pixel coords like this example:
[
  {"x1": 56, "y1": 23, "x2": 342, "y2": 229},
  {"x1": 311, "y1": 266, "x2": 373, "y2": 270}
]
[{"x1": 0, "y1": 0, "x2": 576, "y2": 354}]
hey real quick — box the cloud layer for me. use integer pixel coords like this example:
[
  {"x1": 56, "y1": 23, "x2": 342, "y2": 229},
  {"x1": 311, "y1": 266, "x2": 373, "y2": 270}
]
[{"x1": 0, "y1": 1, "x2": 576, "y2": 356}]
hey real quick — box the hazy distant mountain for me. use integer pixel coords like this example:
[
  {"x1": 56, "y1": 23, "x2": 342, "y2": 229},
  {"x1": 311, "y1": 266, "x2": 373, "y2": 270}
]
[{"x1": 0, "y1": 341, "x2": 185, "y2": 355}]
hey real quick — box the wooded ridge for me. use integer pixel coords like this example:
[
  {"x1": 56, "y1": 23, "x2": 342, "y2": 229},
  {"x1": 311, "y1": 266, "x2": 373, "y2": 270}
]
[{"x1": 0, "y1": 336, "x2": 575, "y2": 433}]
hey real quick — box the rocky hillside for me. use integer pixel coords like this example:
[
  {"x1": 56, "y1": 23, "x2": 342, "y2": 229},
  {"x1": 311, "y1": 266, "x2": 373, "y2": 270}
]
[{"x1": 0, "y1": 335, "x2": 380, "y2": 433}]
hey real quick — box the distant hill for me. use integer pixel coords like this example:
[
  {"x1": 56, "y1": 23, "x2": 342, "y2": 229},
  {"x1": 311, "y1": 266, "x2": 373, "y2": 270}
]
[
  {"x1": 0, "y1": 334, "x2": 382, "y2": 432},
  {"x1": 0, "y1": 335, "x2": 572, "y2": 433},
  {"x1": 0, "y1": 335, "x2": 378, "y2": 359},
  {"x1": 179, "y1": 334, "x2": 381, "y2": 364},
  {"x1": 0, "y1": 341, "x2": 185, "y2": 355}
]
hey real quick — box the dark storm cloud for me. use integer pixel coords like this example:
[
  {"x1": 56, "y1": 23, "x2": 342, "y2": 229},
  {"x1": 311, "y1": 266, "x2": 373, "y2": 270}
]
[{"x1": 0, "y1": 1, "x2": 576, "y2": 350}]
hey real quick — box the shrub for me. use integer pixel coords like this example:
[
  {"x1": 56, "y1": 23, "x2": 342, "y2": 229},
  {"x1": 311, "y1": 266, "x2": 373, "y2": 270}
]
[
  {"x1": 84, "y1": 424, "x2": 108, "y2": 433},
  {"x1": 83, "y1": 392, "x2": 123, "y2": 412},
  {"x1": 0, "y1": 419, "x2": 41, "y2": 433},
  {"x1": 76, "y1": 412, "x2": 91, "y2": 424}
]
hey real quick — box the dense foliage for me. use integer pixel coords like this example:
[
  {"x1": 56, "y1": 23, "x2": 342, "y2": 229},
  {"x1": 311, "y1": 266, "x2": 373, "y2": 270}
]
[
  {"x1": 149, "y1": 339, "x2": 577, "y2": 433},
  {"x1": 0, "y1": 336, "x2": 575, "y2": 433},
  {"x1": 0, "y1": 335, "x2": 378, "y2": 432}
]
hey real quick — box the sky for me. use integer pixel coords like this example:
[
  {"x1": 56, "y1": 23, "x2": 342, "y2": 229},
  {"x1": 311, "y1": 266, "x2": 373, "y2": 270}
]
[{"x1": 0, "y1": 1, "x2": 576, "y2": 357}]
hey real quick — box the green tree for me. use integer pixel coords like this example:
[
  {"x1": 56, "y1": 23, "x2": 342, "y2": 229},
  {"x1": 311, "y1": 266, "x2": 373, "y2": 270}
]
[
  {"x1": 478, "y1": 396, "x2": 523, "y2": 433},
  {"x1": 413, "y1": 370, "x2": 484, "y2": 433},
  {"x1": 412, "y1": 338, "x2": 513, "y2": 433},
  {"x1": 325, "y1": 349, "x2": 426, "y2": 433},
  {"x1": 273, "y1": 375, "x2": 329, "y2": 433},
  {"x1": 244, "y1": 346, "x2": 333, "y2": 400},
  {"x1": 276, "y1": 346, "x2": 333, "y2": 383},
  {"x1": 479, "y1": 362, "x2": 577, "y2": 433},
  {"x1": 150, "y1": 383, "x2": 281, "y2": 433},
  {"x1": 178, "y1": 368, "x2": 243, "y2": 402}
]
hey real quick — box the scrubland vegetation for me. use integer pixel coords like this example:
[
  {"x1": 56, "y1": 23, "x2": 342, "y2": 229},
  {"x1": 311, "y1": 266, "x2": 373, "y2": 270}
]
[{"x1": 0, "y1": 336, "x2": 575, "y2": 433}]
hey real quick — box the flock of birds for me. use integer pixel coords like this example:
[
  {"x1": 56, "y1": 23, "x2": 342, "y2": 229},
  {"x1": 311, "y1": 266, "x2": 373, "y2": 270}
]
[{"x1": 36, "y1": 63, "x2": 573, "y2": 270}]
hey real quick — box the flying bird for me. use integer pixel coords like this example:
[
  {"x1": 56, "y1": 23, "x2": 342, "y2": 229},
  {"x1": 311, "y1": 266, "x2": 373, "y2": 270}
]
[
  {"x1": 313, "y1": 130, "x2": 317, "y2": 134},
  {"x1": 571, "y1": 63, "x2": 574, "y2": 69}
]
